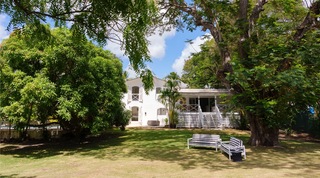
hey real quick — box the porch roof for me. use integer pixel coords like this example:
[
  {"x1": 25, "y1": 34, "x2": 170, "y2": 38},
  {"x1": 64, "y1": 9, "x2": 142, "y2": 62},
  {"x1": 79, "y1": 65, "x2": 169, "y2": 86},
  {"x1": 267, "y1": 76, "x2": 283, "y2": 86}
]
[{"x1": 178, "y1": 88, "x2": 230, "y2": 97}]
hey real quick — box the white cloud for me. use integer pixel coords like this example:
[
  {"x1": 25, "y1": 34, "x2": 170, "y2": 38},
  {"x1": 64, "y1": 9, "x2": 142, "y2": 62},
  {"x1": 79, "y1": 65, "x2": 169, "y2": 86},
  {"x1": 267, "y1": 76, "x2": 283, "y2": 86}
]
[
  {"x1": 0, "y1": 14, "x2": 10, "y2": 42},
  {"x1": 124, "y1": 65, "x2": 138, "y2": 79},
  {"x1": 172, "y1": 34, "x2": 211, "y2": 76},
  {"x1": 104, "y1": 26, "x2": 127, "y2": 59},
  {"x1": 105, "y1": 39, "x2": 127, "y2": 59},
  {"x1": 124, "y1": 64, "x2": 156, "y2": 79},
  {"x1": 105, "y1": 27, "x2": 176, "y2": 60},
  {"x1": 148, "y1": 29, "x2": 176, "y2": 59}
]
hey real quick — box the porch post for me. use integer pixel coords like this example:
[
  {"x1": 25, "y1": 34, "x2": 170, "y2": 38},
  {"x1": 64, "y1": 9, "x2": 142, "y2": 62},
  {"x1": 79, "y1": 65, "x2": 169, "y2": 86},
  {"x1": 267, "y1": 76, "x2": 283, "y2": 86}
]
[
  {"x1": 198, "y1": 95, "x2": 202, "y2": 128},
  {"x1": 214, "y1": 95, "x2": 218, "y2": 108}
]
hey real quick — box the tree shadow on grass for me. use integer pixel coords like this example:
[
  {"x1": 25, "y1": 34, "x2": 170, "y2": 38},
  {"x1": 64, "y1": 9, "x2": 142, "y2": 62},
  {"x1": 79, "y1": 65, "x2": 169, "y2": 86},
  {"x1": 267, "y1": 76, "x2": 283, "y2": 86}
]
[
  {"x1": 0, "y1": 174, "x2": 36, "y2": 178},
  {"x1": 0, "y1": 131, "x2": 127, "y2": 159},
  {"x1": 244, "y1": 140, "x2": 320, "y2": 177},
  {"x1": 91, "y1": 128, "x2": 320, "y2": 177},
  {"x1": 1, "y1": 128, "x2": 320, "y2": 177}
]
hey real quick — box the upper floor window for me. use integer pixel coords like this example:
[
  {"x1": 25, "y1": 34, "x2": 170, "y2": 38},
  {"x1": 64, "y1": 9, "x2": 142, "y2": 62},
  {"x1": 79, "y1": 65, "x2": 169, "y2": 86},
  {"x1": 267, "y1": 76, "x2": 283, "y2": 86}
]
[
  {"x1": 156, "y1": 87, "x2": 161, "y2": 94},
  {"x1": 132, "y1": 86, "x2": 140, "y2": 101},
  {"x1": 132, "y1": 86, "x2": 139, "y2": 94}
]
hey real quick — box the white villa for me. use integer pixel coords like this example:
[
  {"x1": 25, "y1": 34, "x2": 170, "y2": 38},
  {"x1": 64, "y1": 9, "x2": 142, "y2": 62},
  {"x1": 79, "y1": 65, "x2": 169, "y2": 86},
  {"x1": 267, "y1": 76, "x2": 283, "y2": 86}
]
[{"x1": 122, "y1": 77, "x2": 240, "y2": 128}]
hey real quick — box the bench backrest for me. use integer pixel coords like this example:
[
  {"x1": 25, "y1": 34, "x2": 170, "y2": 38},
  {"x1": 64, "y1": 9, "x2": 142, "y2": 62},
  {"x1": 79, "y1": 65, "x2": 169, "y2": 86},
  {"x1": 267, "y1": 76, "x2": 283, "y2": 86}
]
[
  {"x1": 192, "y1": 134, "x2": 220, "y2": 141},
  {"x1": 230, "y1": 137, "x2": 243, "y2": 147}
]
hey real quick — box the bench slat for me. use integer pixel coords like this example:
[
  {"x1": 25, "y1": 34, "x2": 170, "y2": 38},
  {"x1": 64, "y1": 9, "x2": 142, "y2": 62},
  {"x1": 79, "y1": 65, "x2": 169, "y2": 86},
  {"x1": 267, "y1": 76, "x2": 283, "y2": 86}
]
[{"x1": 188, "y1": 134, "x2": 221, "y2": 151}]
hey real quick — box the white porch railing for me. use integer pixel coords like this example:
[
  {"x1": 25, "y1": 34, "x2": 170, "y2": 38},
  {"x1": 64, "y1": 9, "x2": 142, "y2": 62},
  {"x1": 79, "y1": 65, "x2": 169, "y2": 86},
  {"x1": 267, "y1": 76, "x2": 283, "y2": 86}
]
[
  {"x1": 176, "y1": 112, "x2": 201, "y2": 128},
  {"x1": 178, "y1": 104, "x2": 198, "y2": 112},
  {"x1": 177, "y1": 104, "x2": 239, "y2": 129},
  {"x1": 128, "y1": 93, "x2": 143, "y2": 103},
  {"x1": 132, "y1": 94, "x2": 139, "y2": 101}
]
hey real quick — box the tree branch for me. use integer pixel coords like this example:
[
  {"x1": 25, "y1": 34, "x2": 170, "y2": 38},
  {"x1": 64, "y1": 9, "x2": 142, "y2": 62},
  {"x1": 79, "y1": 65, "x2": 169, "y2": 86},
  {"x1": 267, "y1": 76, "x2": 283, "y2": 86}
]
[
  {"x1": 249, "y1": 0, "x2": 268, "y2": 36},
  {"x1": 13, "y1": 0, "x2": 92, "y2": 22},
  {"x1": 293, "y1": 1, "x2": 320, "y2": 42}
]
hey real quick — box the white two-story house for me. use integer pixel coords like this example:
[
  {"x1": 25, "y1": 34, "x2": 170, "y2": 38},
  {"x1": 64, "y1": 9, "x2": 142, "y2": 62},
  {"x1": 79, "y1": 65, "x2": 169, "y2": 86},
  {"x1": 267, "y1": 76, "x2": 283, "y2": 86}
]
[
  {"x1": 122, "y1": 77, "x2": 239, "y2": 128},
  {"x1": 122, "y1": 77, "x2": 168, "y2": 127}
]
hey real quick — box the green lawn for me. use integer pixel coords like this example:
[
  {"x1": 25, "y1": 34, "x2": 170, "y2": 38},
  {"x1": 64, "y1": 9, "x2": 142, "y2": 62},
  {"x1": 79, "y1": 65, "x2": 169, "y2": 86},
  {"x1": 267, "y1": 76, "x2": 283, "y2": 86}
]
[{"x1": 1, "y1": 128, "x2": 320, "y2": 178}]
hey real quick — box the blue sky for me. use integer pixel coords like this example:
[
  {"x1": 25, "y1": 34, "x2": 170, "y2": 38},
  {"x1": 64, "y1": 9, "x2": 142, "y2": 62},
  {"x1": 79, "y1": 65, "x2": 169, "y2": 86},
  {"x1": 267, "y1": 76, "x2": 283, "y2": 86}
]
[{"x1": 0, "y1": 13, "x2": 209, "y2": 79}]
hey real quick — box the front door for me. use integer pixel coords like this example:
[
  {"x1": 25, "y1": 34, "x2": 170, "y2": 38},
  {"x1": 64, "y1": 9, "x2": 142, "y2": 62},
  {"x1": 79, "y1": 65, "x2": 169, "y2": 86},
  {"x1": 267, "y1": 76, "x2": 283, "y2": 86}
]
[{"x1": 131, "y1": 106, "x2": 139, "y2": 122}]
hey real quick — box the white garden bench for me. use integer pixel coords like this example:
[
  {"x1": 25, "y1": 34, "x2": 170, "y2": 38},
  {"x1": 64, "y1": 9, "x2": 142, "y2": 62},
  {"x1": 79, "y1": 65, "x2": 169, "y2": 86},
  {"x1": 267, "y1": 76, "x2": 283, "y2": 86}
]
[
  {"x1": 220, "y1": 137, "x2": 246, "y2": 160},
  {"x1": 187, "y1": 134, "x2": 221, "y2": 151}
]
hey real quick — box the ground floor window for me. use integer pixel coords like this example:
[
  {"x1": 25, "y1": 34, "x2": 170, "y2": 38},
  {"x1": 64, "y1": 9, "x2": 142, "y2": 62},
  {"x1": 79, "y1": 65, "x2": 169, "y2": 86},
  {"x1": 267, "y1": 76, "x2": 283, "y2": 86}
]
[{"x1": 157, "y1": 108, "x2": 167, "y2": 115}]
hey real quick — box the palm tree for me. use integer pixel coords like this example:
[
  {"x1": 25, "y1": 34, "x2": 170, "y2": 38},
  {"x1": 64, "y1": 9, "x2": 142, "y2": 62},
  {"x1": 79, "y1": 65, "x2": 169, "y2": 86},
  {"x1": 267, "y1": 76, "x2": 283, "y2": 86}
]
[{"x1": 159, "y1": 72, "x2": 182, "y2": 128}]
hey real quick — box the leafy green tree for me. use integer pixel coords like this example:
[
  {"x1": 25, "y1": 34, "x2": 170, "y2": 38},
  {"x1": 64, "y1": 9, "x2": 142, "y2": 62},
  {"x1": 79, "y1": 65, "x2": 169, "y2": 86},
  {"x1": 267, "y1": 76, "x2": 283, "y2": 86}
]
[
  {"x1": 159, "y1": 72, "x2": 182, "y2": 127},
  {"x1": 0, "y1": 26, "x2": 129, "y2": 138},
  {"x1": 162, "y1": 0, "x2": 320, "y2": 146},
  {"x1": 182, "y1": 39, "x2": 223, "y2": 88},
  {"x1": 0, "y1": 0, "x2": 157, "y2": 91}
]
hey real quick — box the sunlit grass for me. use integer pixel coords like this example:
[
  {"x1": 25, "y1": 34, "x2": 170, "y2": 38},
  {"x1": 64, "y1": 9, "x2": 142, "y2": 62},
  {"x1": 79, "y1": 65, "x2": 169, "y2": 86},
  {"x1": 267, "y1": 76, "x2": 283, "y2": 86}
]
[{"x1": 1, "y1": 128, "x2": 320, "y2": 178}]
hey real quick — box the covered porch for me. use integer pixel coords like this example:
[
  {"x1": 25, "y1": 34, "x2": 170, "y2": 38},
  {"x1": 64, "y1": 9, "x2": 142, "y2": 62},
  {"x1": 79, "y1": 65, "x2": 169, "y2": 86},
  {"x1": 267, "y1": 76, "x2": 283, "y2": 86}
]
[{"x1": 176, "y1": 88, "x2": 239, "y2": 129}]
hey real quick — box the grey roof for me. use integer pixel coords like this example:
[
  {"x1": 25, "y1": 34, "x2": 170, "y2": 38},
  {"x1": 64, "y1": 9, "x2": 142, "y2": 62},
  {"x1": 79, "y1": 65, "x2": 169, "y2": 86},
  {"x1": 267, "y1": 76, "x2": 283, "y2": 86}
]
[{"x1": 178, "y1": 88, "x2": 230, "y2": 97}]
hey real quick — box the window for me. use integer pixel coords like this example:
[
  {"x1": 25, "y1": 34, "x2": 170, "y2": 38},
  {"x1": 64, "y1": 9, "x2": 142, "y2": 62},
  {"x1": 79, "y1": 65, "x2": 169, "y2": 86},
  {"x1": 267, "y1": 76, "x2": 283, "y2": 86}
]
[
  {"x1": 132, "y1": 86, "x2": 139, "y2": 93},
  {"x1": 157, "y1": 108, "x2": 167, "y2": 115},
  {"x1": 156, "y1": 87, "x2": 161, "y2": 94},
  {"x1": 189, "y1": 98, "x2": 198, "y2": 105}
]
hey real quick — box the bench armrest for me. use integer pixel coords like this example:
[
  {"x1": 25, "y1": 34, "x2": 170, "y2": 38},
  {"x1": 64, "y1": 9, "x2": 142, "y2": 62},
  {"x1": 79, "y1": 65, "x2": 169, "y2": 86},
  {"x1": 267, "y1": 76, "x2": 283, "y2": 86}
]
[
  {"x1": 221, "y1": 141, "x2": 230, "y2": 144},
  {"x1": 239, "y1": 145, "x2": 246, "y2": 150}
]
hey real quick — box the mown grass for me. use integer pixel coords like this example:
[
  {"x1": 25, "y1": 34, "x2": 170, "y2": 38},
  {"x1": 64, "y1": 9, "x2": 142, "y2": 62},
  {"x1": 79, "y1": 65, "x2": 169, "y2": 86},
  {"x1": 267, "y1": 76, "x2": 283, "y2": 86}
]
[{"x1": 0, "y1": 128, "x2": 320, "y2": 178}]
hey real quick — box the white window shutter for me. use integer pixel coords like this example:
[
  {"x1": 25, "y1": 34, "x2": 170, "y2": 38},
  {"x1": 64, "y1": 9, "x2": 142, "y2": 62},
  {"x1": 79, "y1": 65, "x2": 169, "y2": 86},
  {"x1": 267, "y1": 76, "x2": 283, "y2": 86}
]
[{"x1": 139, "y1": 87, "x2": 143, "y2": 102}]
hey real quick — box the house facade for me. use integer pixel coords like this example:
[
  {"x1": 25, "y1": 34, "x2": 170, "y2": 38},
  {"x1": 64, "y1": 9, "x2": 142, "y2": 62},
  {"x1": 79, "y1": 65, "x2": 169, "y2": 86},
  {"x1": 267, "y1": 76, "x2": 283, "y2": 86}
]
[
  {"x1": 122, "y1": 77, "x2": 168, "y2": 127},
  {"x1": 122, "y1": 77, "x2": 239, "y2": 128}
]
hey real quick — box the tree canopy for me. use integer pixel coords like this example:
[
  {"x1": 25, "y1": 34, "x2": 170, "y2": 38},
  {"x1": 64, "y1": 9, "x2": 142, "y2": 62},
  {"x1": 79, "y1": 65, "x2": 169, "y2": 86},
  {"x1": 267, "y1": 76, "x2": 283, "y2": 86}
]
[
  {"x1": 0, "y1": 0, "x2": 157, "y2": 90},
  {"x1": 181, "y1": 39, "x2": 224, "y2": 89},
  {"x1": 162, "y1": 0, "x2": 320, "y2": 146},
  {"x1": 0, "y1": 27, "x2": 129, "y2": 139}
]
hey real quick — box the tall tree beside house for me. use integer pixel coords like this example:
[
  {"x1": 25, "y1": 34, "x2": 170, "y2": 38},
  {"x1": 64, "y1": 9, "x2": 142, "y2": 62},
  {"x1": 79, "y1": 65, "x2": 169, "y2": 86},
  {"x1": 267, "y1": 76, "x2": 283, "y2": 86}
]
[
  {"x1": 182, "y1": 39, "x2": 224, "y2": 89},
  {"x1": 0, "y1": 26, "x2": 128, "y2": 139},
  {"x1": 0, "y1": 0, "x2": 157, "y2": 91},
  {"x1": 159, "y1": 0, "x2": 320, "y2": 146},
  {"x1": 159, "y1": 72, "x2": 182, "y2": 128}
]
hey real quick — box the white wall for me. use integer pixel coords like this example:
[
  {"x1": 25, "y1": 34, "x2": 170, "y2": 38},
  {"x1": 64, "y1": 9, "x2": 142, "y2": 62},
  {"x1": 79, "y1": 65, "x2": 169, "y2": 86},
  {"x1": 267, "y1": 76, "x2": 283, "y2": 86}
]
[{"x1": 122, "y1": 77, "x2": 168, "y2": 127}]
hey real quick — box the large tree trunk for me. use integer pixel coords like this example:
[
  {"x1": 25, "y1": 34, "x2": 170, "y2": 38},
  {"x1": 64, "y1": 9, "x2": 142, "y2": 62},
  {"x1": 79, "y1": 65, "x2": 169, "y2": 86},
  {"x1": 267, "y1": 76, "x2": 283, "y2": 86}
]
[
  {"x1": 247, "y1": 112, "x2": 279, "y2": 146},
  {"x1": 22, "y1": 103, "x2": 33, "y2": 140}
]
